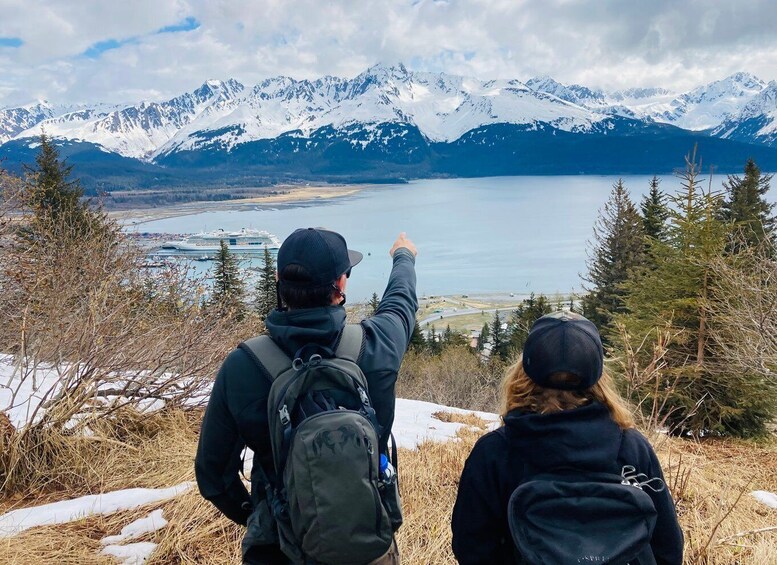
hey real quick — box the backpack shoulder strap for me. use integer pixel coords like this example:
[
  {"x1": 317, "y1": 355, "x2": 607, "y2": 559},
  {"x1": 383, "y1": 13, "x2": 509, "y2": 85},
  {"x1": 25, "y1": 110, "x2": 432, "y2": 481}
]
[
  {"x1": 335, "y1": 324, "x2": 364, "y2": 363},
  {"x1": 239, "y1": 335, "x2": 293, "y2": 382}
]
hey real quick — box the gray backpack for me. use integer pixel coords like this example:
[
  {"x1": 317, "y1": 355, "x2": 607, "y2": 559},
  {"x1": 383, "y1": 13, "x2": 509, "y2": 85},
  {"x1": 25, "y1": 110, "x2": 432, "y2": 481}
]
[{"x1": 240, "y1": 325, "x2": 395, "y2": 565}]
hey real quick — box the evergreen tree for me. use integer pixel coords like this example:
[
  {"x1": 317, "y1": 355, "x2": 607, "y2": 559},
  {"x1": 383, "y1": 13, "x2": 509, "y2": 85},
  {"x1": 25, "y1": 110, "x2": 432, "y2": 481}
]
[
  {"x1": 211, "y1": 239, "x2": 246, "y2": 319},
  {"x1": 583, "y1": 179, "x2": 646, "y2": 333},
  {"x1": 428, "y1": 325, "x2": 442, "y2": 354},
  {"x1": 641, "y1": 176, "x2": 669, "y2": 242},
  {"x1": 477, "y1": 323, "x2": 490, "y2": 351},
  {"x1": 368, "y1": 292, "x2": 380, "y2": 315},
  {"x1": 720, "y1": 158, "x2": 775, "y2": 252},
  {"x1": 441, "y1": 324, "x2": 468, "y2": 349},
  {"x1": 507, "y1": 293, "x2": 553, "y2": 353},
  {"x1": 615, "y1": 148, "x2": 759, "y2": 435},
  {"x1": 409, "y1": 319, "x2": 426, "y2": 352},
  {"x1": 254, "y1": 245, "x2": 277, "y2": 319},
  {"x1": 21, "y1": 133, "x2": 104, "y2": 241},
  {"x1": 490, "y1": 310, "x2": 509, "y2": 360}
]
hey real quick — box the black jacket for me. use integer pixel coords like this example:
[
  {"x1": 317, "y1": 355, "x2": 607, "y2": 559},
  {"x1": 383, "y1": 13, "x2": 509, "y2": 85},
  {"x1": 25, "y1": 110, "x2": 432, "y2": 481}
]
[
  {"x1": 451, "y1": 401, "x2": 684, "y2": 564},
  {"x1": 194, "y1": 248, "x2": 416, "y2": 560}
]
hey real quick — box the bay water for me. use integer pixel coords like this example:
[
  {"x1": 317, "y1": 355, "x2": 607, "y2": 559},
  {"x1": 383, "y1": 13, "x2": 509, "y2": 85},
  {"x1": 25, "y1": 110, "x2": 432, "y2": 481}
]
[{"x1": 132, "y1": 174, "x2": 742, "y2": 301}]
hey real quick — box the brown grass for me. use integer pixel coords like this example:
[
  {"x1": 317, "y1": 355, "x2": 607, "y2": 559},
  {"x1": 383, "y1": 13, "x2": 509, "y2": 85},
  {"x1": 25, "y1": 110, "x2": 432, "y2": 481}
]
[
  {"x1": 0, "y1": 408, "x2": 775, "y2": 564},
  {"x1": 432, "y1": 410, "x2": 489, "y2": 429}
]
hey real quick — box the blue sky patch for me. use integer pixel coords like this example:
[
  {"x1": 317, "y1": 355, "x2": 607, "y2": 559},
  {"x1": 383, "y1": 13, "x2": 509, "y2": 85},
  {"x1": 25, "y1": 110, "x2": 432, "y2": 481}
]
[
  {"x1": 83, "y1": 37, "x2": 138, "y2": 58},
  {"x1": 158, "y1": 17, "x2": 200, "y2": 34},
  {"x1": 0, "y1": 37, "x2": 23, "y2": 48}
]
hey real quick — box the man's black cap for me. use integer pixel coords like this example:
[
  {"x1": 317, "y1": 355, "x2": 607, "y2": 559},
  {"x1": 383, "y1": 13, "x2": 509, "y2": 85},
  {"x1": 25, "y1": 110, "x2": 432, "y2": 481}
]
[
  {"x1": 277, "y1": 228, "x2": 363, "y2": 287},
  {"x1": 521, "y1": 311, "x2": 604, "y2": 391}
]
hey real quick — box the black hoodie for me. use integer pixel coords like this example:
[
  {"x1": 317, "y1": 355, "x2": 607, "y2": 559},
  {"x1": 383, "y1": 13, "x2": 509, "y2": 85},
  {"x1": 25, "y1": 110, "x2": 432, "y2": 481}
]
[
  {"x1": 194, "y1": 248, "x2": 417, "y2": 561},
  {"x1": 451, "y1": 401, "x2": 683, "y2": 564}
]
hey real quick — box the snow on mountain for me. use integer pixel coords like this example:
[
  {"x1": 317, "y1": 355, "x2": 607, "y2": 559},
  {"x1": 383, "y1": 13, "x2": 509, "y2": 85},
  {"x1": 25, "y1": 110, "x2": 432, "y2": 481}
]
[
  {"x1": 2, "y1": 66, "x2": 776, "y2": 160},
  {"x1": 16, "y1": 79, "x2": 245, "y2": 159},
  {"x1": 0, "y1": 101, "x2": 59, "y2": 144},
  {"x1": 525, "y1": 76, "x2": 607, "y2": 108},
  {"x1": 713, "y1": 80, "x2": 777, "y2": 146},
  {"x1": 160, "y1": 63, "x2": 604, "y2": 158},
  {"x1": 632, "y1": 72, "x2": 766, "y2": 130}
]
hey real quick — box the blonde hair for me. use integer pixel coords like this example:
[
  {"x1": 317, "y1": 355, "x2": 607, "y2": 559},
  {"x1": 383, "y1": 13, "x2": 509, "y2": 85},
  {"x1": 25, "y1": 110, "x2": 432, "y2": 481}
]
[{"x1": 500, "y1": 354, "x2": 635, "y2": 430}]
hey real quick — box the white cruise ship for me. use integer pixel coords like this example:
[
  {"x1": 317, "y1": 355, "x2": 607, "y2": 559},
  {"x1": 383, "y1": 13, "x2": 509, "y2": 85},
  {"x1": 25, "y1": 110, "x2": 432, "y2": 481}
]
[{"x1": 159, "y1": 228, "x2": 280, "y2": 257}]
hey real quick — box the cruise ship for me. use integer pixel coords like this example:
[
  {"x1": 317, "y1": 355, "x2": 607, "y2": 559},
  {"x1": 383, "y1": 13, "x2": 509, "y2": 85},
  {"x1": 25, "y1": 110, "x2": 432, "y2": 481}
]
[{"x1": 159, "y1": 228, "x2": 281, "y2": 258}]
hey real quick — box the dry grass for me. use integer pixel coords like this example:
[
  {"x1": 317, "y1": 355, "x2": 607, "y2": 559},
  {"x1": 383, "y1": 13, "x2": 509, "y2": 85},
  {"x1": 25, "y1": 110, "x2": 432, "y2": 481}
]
[
  {"x1": 0, "y1": 407, "x2": 776, "y2": 564},
  {"x1": 431, "y1": 410, "x2": 489, "y2": 428}
]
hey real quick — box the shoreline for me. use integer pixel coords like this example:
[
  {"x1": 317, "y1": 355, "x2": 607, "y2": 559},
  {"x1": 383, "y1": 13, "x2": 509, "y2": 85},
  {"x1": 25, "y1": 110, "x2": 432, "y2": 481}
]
[{"x1": 111, "y1": 183, "x2": 373, "y2": 225}]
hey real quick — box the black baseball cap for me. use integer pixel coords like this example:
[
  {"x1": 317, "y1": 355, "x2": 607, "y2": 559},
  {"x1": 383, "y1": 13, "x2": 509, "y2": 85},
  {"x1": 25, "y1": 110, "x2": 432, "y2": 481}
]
[
  {"x1": 277, "y1": 228, "x2": 363, "y2": 287},
  {"x1": 521, "y1": 311, "x2": 604, "y2": 391}
]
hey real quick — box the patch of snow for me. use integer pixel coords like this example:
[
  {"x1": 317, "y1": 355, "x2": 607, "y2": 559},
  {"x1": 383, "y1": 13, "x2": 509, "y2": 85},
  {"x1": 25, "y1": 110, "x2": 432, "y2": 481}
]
[
  {"x1": 101, "y1": 541, "x2": 157, "y2": 565},
  {"x1": 751, "y1": 490, "x2": 777, "y2": 509},
  {"x1": 100, "y1": 509, "x2": 167, "y2": 545},
  {"x1": 0, "y1": 483, "x2": 191, "y2": 538},
  {"x1": 392, "y1": 398, "x2": 499, "y2": 449}
]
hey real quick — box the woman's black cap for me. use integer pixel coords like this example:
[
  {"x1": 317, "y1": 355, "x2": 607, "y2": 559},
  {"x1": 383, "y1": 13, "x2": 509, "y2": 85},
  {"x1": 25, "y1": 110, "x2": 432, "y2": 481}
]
[
  {"x1": 277, "y1": 228, "x2": 363, "y2": 287},
  {"x1": 521, "y1": 311, "x2": 604, "y2": 391}
]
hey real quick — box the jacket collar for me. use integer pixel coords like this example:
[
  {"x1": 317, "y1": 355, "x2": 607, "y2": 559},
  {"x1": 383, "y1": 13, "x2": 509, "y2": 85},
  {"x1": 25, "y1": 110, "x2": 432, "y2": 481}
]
[{"x1": 264, "y1": 306, "x2": 347, "y2": 357}]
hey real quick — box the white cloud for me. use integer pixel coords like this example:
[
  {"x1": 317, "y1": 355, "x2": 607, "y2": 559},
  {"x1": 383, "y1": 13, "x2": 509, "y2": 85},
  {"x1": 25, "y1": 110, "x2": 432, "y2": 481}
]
[{"x1": 1, "y1": 0, "x2": 777, "y2": 107}]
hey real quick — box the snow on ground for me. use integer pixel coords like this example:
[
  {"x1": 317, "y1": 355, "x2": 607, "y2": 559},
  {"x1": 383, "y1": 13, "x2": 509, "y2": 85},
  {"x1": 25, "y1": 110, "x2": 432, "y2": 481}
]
[
  {"x1": 0, "y1": 354, "x2": 207, "y2": 431},
  {"x1": 101, "y1": 542, "x2": 158, "y2": 565},
  {"x1": 100, "y1": 509, "x2": 167, "y2": 545},
  {"x1": 752, "y1": 490, "x2": 777, "y2": 509},
  {"x1": 392, "y1": 398, "x2": 499, "y2": 449},
  {"x1": 0, "y1": 483, "x2": 191, "y2": 538},
  {"x1": 0, "y1": 395, "x2": 497, "y2": 540}
]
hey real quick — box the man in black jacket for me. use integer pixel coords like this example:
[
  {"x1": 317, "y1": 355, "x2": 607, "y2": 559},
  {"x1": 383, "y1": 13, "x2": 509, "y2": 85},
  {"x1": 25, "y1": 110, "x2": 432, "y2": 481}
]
[{"x1": 195, "y1": 228, "x2": 418, "y2": 564}]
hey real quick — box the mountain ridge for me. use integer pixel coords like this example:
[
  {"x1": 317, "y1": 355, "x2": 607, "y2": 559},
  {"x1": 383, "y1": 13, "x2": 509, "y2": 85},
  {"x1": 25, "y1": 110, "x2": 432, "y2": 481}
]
[{"x1": 3, "y1": 64, "x2": 777, "y2": 191}]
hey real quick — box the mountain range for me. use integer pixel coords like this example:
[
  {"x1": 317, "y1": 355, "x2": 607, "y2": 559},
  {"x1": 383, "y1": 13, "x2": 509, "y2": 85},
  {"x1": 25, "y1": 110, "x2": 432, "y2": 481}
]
[{"x1": 2, "y1": 63, "x2": 777, "y2": 191}]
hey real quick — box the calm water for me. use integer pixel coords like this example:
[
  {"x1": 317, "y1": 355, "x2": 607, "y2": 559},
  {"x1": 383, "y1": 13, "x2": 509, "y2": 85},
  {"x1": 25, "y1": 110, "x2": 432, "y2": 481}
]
[{"x1": 132, "y1": 175, "x2": 740, "y2": 301}]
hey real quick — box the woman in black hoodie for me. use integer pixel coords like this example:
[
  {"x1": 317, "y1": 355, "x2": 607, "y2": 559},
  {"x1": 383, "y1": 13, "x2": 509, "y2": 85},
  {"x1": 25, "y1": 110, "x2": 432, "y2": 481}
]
[{"x1": 451, "y1": 312, "x2": 683, "y2": 564}]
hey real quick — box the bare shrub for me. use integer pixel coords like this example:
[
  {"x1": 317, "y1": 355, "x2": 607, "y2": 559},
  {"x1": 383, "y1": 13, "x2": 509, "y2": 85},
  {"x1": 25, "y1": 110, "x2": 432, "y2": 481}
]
[
  {"x1": 610, "y1": 320, "x2": 691, "y2": 435},
  {"x1": 397, "y1": 347, "x2": 503, "y2": 412},
  {"x1": 0, "y1": 177, "x2": 264, "y2": 494}
]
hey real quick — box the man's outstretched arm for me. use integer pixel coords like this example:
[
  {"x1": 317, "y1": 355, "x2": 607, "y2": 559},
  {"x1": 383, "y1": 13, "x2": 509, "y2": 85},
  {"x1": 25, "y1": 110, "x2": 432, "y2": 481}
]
[{"x1": 362, "y1": 233, "x2": 418, "y2": 368}]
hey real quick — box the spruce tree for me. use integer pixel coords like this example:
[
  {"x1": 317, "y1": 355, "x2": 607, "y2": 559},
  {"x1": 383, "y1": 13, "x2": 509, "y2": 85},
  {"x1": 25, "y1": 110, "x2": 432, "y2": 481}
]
[
  {"x1": 477, "y1": 323, "x2": 490, "y2": 351},
  {"x1": 490, "y1": 310, "x2": 508, "y2": 360},
  {"x1": 368, "y1": 292, "x2": 380, "y2": 315},
  {"x1": 641, "y1": 176, "x2": 669, "y2": 242},
  {"x1": 21, "y1": 133, "x2": 103, "y2": 241},
  {"x1": 507, "y1": 293, "x2": 552, "y2": 353},
  {"x1": 211, "y1": 239, "x2": 246, "y2": 319},
  {"x1": 441, "y1": 324, "x2": 467, "y2": 349},
  {"x1": 615, "y1": 148, "x2": 757, "y2": 435},
  {"x1": 409, "y1": 319, "x2": 426, "y2": 352},
  {"x1": 254, "y1": 245, "x2": 276, "y2": 319},
  {"x1": 428, "y1": 325, "x2": 441, "y2": 354},
  {"x1": 720, "y1": 158, "x2": 775, "y2": 252},
  {"x1": 583, "y1": 179, "x2": 646, "y2": 333}
]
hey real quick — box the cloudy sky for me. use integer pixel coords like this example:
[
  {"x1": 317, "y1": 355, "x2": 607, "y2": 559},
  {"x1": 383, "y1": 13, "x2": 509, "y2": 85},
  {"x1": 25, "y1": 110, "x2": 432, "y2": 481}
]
[{"x1": 1, "y1": 0, "x2": 776, "y2": 107}]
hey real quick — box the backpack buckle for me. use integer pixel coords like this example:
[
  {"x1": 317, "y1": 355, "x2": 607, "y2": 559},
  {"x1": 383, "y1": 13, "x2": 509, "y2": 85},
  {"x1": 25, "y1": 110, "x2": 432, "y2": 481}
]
[{"x1": 279, "y1": 405, "x2": 291, "y2": 427}]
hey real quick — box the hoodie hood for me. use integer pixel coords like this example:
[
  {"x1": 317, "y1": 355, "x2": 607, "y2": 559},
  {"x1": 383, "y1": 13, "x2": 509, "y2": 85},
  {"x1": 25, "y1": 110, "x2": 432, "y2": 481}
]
[
  {"x1": 503, "y1": 401, "x2": 624, "y2": 472},
  {"x1": 265, "y1": 306, "x2": 347, "y2": 357}
]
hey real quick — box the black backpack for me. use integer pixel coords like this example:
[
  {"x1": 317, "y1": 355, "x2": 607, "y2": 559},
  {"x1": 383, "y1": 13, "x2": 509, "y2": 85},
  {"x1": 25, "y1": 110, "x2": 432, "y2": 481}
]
[
  {"x1": 507, "y1": 464, "x2": 663, "y2": 565},
  {"x1": 239, "y1": 325, "x2": 401, "y2": 565}
]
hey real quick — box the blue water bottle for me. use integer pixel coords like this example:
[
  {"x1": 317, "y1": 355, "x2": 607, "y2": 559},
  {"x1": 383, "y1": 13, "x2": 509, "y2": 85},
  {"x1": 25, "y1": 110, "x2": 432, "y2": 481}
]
[{"x1": 379, "y1": 454, "x2": 395, "y2": 485}]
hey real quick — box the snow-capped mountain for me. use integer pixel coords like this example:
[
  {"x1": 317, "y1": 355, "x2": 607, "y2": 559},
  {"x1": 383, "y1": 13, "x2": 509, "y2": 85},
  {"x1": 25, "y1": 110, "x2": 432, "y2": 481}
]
[
  {"x1": 2, "y1": 64, "x2": 777, "y2": 164},
  {"x1": 1, "y1": 101, "x2": 59, "y2": 144},
  {"x1": 12, "y1": 79, "x2": 245, "y2": 159},
  {"x1": 713, "y1": 81, "x2": 777, "y2": 147},
  {"x1": 639, "y1": 72, "x2": 766, "y2": 130}
]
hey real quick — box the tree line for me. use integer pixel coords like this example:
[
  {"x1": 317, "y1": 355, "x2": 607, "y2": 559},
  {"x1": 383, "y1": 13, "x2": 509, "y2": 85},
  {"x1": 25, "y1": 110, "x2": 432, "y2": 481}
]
[{"x1": 582, "y1": 147, "x2": 777, "y2": 437}]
